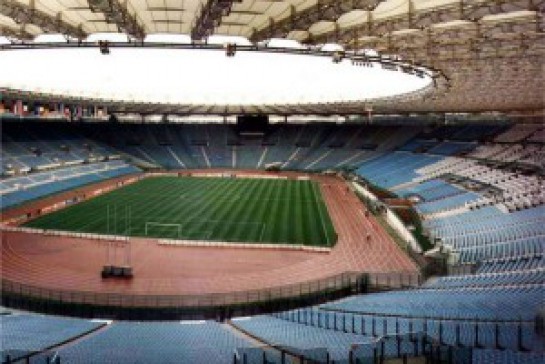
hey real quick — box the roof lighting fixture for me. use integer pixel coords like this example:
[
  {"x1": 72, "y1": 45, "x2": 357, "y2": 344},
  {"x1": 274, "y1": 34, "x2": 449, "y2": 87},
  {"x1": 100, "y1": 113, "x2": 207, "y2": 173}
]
[{"x1": 99, "y1": 40, "x2": 110, "y2": 55}]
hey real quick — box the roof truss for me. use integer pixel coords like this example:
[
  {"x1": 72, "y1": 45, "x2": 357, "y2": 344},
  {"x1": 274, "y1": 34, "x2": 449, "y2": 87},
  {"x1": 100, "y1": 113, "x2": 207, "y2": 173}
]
[
  {"x1": 250, "y1": 0, "x2": 385, "y2": 42},
  {"x1": 192, "y1": 0, "x2": 242, "y2": 39},
  {"x1": 87, "y1": 0, "x2": 145, "y2": 39},
  {"x1": 0, "y1": 0, "x2": 86, "y2": 38}
]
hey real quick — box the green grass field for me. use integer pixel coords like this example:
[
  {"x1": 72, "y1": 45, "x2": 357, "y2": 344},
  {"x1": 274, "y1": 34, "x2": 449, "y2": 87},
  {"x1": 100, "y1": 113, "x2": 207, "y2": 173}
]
[{"x1": 24, "y1": 176, "x2": 337, "y2": 247}]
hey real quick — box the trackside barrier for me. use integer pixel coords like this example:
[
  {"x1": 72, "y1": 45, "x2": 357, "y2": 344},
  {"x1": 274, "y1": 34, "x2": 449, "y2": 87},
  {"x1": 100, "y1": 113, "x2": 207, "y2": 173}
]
[
  {"x1": 1, "y1": 271, "x2": 420, "y2": 321},
  {"x1": 155, "y1": 171, "x2": 290, "y2": 180},
  {"x1": 42, "y1": 230, "x2": 129, "y2": 242},
  {"x1": 0, "y1": 225, "x2": 44, "y2": 234},
  {"x1": 351, "y1": 182, "x2": 421, "y2": 254},
  {"x1": 0, "y1": 226, "x2": 129, "y2": 242},
  {"x1": 158, "y1": 239, "x2": 332, "y2": 252},
  {"x1": 2, "y1": 226, "x2": 325, "y2": 248}
]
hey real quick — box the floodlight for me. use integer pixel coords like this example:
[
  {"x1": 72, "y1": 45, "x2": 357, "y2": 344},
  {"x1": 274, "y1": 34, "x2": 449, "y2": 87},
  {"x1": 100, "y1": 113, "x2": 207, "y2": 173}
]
[
  {"x1": 99, "y1": 40, "x2": 110, "y2": 55},
  {"x1": 225, "y1": 43, "x2": 236, "y2": 57},
  {"x1": 332, "y1": 51, "x2": 345, "y2": 64}
]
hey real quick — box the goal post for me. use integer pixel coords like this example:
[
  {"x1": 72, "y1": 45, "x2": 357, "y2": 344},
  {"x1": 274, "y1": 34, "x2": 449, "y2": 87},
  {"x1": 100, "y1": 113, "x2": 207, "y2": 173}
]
[
  {"x1": 143, "y1": 220, "x2": 265, "y2": 241},
  {"x1": 144, "y1": 222, "x2": 182, "y2": 238}
]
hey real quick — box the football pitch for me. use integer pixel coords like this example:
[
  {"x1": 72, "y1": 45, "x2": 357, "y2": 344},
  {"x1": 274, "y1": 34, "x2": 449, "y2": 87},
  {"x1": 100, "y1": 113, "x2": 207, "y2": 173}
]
[{"x1": 24, "y1": 176, "x2": 337, "y2": 247}]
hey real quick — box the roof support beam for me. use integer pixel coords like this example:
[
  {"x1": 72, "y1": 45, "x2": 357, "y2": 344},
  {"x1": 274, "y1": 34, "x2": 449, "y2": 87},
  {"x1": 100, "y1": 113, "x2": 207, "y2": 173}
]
[
  {"x1": 312, "y1": 0, "x2": 543, "y2": 44},
  {"x1": 0, "y1": 0, "x2": 86, "y2": 38},
  {"x1": 0, "y1": 25, "x2": 34, "y2": 40},
  {"x1": 368, "y1": 31, "x2": 544, "y2": 66},
  {"x1": 191, "y1": 0, "x2": 242, "y2": 40},
  {"x1": 250, "y1": 0, "x2": 384, "y2": 42},
  {"x1": 87, "y1": 0, "x2": 145, "y2": 39}
]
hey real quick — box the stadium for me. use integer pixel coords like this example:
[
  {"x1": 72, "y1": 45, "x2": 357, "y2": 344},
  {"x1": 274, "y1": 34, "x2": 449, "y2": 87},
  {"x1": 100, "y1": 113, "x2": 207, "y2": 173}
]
[{"x1": 0, "y1": 0, "x2": 543, "y2": 363}]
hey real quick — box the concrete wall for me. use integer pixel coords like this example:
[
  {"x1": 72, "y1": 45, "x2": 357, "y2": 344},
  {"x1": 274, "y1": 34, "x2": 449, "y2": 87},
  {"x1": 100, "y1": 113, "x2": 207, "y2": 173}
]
[{"x1": 352, "y1": 182, "x2": 422, "y2": 254}]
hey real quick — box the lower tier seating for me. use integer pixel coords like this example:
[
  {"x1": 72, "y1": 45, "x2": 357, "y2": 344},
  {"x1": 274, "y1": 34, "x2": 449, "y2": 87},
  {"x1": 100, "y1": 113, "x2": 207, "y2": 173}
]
[
  {"x1": 0, "y1": 161, "x2": 140, "y2": 209},
  {"x1": 56, "y1": 321, "x2": 251, "y2": 364},
  {"x1": 0, "y1": 313, "x2": 104, "y2": 362}
]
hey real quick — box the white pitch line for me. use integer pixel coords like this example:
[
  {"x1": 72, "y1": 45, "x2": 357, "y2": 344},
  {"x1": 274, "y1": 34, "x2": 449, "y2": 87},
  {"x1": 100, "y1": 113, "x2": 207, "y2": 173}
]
[
  {"x1": 259, "y1": 223, "x2": 266, "y2": 242},
  {"x1": 312, "y1": 184, "x2": 330, "y2": 246}
]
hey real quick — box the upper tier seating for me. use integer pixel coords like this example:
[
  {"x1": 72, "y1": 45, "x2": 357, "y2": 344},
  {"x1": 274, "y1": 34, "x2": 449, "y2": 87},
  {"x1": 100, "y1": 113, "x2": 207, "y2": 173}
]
[
  {"x1": 425, "y1": 204, "x2": 544, "y2": 237},
  {"x1": 422, "y1": 205, "x2": 545, "y2": 263},
  {"x1": 472, "y1": 349, "x2": 544, "y2": 364},
  {"x1": 398, "y1": 139, "x2": 439, "y2": 152},
  {"x1": 457, "y1": 237, "x2": 545, "y2": 264},
  {"x1": 527, "y1": 127, "x2": 545, "y2": 143},
  {"x1": 355, "y1": 152, "x2": 444, "y2": 189},
  {"x1": 1, "y1": 122, "x2": 119, "y2": 177},
  {"x1": 494, "y1": 124, "x2": 542, "y2": 142},
  {"x1": 426, "y1": 141, "x2": 477, "y2": 155},
  {"x1": 397, "y1": 179, "x2": 465, "y2": 202},
  {"x1": 387, "y1": 162, "x2": 543, "y2": 218},
  {"x1": 1, "y1": 122, "x2": 143, "y2": 210},
  {"x1": 416, "y1": 192, "x2": 480, "y2": 214},
  {"x1": 76, "y1": 122, "x2": 422, "y2": 171},
  {"x1": 423, "y1": 269, "x2": 545, "y2": 288},
  {"x1": 322, "y1": 285, "x2": 543, "y2": 321},
  {"x1": 476, "y1": 254, "x2": 544, "y2": 273}
]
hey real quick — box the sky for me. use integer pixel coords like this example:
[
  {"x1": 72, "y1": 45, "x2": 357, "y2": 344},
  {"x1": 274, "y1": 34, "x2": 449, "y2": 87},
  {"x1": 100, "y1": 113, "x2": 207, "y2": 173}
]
[{"x1": 0, "y1": 45, "x2": 432, "y2": 106}]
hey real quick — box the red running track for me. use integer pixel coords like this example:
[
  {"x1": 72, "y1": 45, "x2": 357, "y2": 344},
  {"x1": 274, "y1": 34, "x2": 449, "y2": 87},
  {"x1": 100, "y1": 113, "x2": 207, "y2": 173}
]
[{"x1": 1, "y1": 173, "x2": 418, "y2": 298}]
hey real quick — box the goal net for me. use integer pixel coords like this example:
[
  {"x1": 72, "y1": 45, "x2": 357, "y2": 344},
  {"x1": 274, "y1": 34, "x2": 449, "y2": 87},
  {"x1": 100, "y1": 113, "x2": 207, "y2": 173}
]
[{"x1": 145, "y1": 222, "x2": 182, "y2": 239}]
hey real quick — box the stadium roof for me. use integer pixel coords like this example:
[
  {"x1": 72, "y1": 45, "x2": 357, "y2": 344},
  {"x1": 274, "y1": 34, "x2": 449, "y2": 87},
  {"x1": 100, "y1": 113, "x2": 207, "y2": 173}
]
[{"x1": 0, "y1": 0, "x2": 543, "y2": 114}]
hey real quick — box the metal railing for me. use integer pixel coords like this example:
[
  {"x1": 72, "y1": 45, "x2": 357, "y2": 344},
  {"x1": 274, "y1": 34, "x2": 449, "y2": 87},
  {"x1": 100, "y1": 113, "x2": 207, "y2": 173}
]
[
  {"x1": 1, "y1": 271, "x2": 420, "y2": 320},
  {"x1": 232, "y1": 333, "x2": 475, "y2": 364}
]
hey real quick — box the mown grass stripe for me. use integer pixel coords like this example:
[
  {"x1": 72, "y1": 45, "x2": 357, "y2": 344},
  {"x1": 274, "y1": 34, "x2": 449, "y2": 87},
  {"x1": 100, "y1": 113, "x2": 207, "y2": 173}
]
[
  {"x1": 294, "y1": 181, "x2": 305, "y2": 244},
  {"x1": 25, "y1": 176, "x2": 337, "y2": 247},
  {"x1": 303, "y1": 181, "x2": 322, "y2": 246}
]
